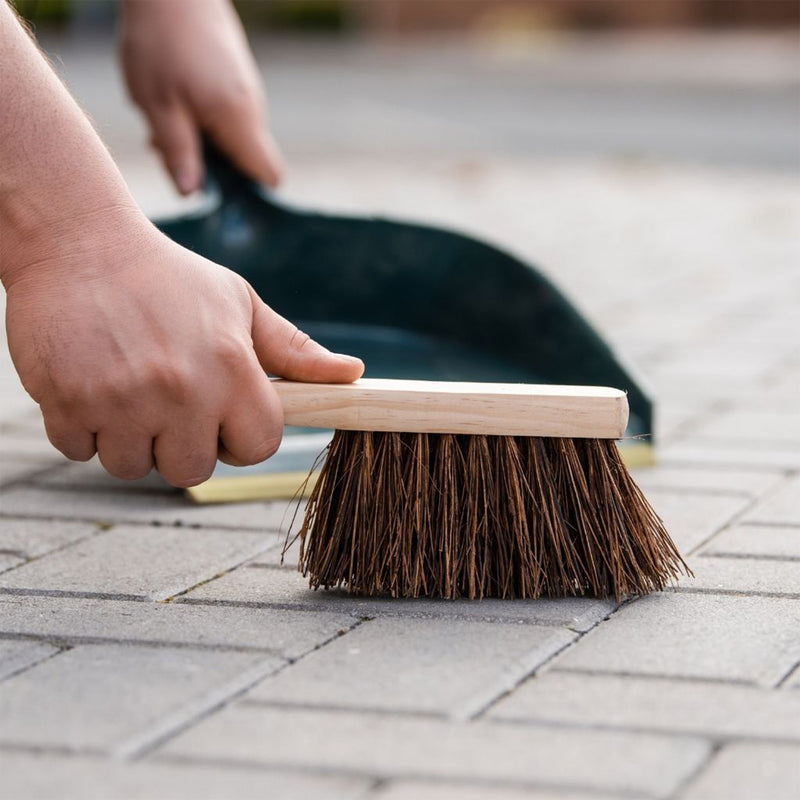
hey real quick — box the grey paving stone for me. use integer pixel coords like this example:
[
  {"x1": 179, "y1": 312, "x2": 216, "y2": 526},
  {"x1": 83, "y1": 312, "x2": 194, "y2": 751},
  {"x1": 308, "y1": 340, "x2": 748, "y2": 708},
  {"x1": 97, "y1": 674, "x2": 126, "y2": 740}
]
[
  {"x1": 0, "y1": 594, "x2": 356, "y2": 660},
  {"x1": 679, "y1": 742, "x2": 800, "y2": 800},
  {"x1": 642, "y1": 489, "x2": 750, "y2": 554},
  {"x1": 660, "y1": 441, "x2": 800, "y2": 470},
  {"x1": 0, "y1": 644, "x2": 282, "y2": 756},
  {"x1": 0, "y1": 640, "x2": 59, "y2": 682},
  {"x1": 555, "y1": 593, "x2": 800, "y2": 686},
  {"x1": 631, "y1": 465, "x2": 783, "y2": 497},
  {"x1": 247, "y1": 617, "x2": 575, "y2": 718},
  {"x1": 372, "y1": 783, "x2": 640, "y2": 800},
  {"x1": 490, "y1": 671, "x2": 800, "y2": 740},
  {"x1": 0, "y1": 525, "x2": 277, "y2": 601},
  {"x1": 0, "y1": 518, "x2": 99, "y2": 559},
  {"x1": 702, "y1": 524, "x2": 800, "y2": 560},
  {"x1": 0, "y1": 430, "x2": 65, "y2": 459},
  {"x1": 689, "y1": 409, "x2": 800, "y2": 445},
  {"x1": 0, "y1": 753, "x2": 368, "y2": 800},
  {"x1": 163, "y1": 705, "x2": 710, "y2": 797},
  {"x1": 0, "y1": 390, "x2": 38, "y2": 427},
  {"x1": 0, "y1": 485, "x2": 292, "y2": 531},
  {"x1": 0, "y1": 456, "x2": 60, "y2": 487},
  {"x1": 0, "y1": 554, "x2": 22, "y2": 574},
  {"x1": 678, "y1": 555, "x2": 800, "y2": 596},
  {"x1": 33, "y1": 459, "x2": 175, "y2": 492},
  {"x1": 184, "y1": 564, "x2": 618, "y2": 632},
  {"x1": 743, "y1": 474, "x2": 800, "y2": 526}
]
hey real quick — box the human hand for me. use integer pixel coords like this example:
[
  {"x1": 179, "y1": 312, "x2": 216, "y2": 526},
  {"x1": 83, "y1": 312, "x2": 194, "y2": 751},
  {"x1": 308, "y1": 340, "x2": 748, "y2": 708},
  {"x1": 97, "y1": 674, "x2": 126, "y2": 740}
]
[
  {"x1": 4, "y1": 214, "x2": 363, "y2": 487},
  {"x1": 120, "y1": 0, "x2": 283, "y2": 195}
]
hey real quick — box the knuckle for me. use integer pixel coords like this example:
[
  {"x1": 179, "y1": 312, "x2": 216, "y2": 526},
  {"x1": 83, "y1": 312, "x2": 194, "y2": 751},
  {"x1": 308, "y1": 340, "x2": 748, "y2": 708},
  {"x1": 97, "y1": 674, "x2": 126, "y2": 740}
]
[
  {"x1": 110, "y1": 464, "x2": 151, "y2": 482},
  {"x1": 246, "y1": 434, "x2": 282, "y2": 465},
  {"x1": 50, "y1": 436, "x2": 95, "y2": 462},
  {"x1": 289, "y1": 327, "x2": 312, "y2": 352},
  {"x1": 215, "y1": 337, "x2": 251, "y2": 370},
  {"x1": 167, "y1": 470, "x2": 214, "y2": 490},
  {"x1": 205, "y1": 86, "x2": 255, "y2": 120},
  {"x1": 98, "y1": 454, "x2": 144, "y2": 480},
  {"x1": 158, "y1": 449, "x2": 217, "y2": 489},
  {"x1": 150, "y1": 362, "x2": 196, "y2": 406}
]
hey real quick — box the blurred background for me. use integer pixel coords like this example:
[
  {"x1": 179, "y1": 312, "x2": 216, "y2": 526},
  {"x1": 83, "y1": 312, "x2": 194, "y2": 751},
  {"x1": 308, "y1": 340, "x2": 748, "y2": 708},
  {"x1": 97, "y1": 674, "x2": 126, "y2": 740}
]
[{"x1": 10, "y1": 0, "x2": 800, "y2": 441}]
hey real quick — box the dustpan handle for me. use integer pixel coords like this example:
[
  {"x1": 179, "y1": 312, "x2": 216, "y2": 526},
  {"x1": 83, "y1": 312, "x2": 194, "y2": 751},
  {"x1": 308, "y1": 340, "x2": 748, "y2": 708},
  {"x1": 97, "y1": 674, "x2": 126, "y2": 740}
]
[{"x1": 202, "y1": 137, "x2": 264, "y2": 201}]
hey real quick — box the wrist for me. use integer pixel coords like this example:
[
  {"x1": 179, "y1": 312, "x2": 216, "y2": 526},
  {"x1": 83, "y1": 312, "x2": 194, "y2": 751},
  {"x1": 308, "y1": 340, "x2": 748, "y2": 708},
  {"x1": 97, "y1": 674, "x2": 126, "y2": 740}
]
[{"x1": 0, "y1": 200, "x2": 154, "y2": 293}]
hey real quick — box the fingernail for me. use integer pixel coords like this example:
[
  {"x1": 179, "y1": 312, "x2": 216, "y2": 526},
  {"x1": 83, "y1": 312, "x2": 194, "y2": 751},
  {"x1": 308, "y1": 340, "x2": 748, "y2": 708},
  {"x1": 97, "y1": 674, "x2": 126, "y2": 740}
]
[
  {"x1": 334, "y1": 353, "x2": 364, "y2": 365},
  {"x1": 176, "y1": 169, "x2": 198, "y2": 195}
]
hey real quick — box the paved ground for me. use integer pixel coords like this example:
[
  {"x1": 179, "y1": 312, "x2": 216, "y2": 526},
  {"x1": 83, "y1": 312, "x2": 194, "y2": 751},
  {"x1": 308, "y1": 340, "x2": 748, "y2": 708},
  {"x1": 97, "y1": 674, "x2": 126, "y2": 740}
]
[{"x1": 1, "y1": 30, "x2": 799, "y2": 800}]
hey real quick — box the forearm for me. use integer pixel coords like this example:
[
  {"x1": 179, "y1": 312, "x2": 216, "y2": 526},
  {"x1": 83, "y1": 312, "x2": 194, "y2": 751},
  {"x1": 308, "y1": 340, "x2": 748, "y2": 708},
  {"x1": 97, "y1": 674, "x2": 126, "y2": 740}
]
[{"x1": 0, "y1": 1, "x2": 144, "y2": 288}]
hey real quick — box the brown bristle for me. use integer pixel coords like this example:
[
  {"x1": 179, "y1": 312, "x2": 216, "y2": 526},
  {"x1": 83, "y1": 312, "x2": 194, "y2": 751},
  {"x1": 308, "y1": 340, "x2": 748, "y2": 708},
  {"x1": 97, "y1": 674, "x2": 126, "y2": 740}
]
[{"x1": 295, "y1": 431, "x2": 691, "y2": 600}]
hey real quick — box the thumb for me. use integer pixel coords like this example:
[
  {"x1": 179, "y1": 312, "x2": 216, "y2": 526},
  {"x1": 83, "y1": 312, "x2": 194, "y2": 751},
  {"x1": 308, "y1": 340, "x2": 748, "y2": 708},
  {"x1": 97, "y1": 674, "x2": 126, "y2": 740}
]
[
  {"x1": 249, "y1": 288, "x2": 364, "y2": 383},
  {"x1": 147, "y1": 103, "x2": 203, "y2": 195}
]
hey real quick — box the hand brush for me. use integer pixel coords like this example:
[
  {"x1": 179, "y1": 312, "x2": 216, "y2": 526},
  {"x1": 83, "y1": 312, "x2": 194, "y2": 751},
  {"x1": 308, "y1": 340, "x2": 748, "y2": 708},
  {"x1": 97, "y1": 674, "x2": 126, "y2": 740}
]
[{"x1": 274, "y1": 378, "x2": 690, "y2": 600}]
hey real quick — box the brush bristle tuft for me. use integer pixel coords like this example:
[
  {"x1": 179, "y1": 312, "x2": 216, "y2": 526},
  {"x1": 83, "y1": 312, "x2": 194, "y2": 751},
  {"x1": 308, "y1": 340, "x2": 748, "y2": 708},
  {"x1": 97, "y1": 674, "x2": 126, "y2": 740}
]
[{"x1": 296, "y1": 431, "x2": 690, "y2": 600}]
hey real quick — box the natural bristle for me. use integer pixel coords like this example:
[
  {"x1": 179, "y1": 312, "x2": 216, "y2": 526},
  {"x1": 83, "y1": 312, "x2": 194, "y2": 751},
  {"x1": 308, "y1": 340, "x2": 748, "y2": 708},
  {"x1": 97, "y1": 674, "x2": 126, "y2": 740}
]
[{"x1": 295, "y1": 431, "x2": 690, "y2": 600}]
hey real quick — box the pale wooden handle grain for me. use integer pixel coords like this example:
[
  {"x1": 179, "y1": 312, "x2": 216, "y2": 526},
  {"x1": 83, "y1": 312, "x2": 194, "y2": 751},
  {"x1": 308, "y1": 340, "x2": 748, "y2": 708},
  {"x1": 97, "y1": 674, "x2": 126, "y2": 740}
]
[{"x1": 271, "y1": 378, "x2": 628, "y2": 438}]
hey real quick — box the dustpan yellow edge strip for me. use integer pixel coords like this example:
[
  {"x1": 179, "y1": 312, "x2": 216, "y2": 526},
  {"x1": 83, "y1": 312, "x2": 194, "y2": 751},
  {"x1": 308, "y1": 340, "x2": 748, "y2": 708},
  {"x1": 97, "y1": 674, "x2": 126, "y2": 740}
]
[{"x1": 186, "y1": 470, "x2": 320, "y2": 504}]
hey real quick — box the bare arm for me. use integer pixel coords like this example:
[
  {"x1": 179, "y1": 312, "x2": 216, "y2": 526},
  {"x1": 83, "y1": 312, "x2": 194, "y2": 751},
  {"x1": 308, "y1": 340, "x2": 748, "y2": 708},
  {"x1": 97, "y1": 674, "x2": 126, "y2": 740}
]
[{"x1": 0, "y1": 1, "x2": 362, "y2": 487}]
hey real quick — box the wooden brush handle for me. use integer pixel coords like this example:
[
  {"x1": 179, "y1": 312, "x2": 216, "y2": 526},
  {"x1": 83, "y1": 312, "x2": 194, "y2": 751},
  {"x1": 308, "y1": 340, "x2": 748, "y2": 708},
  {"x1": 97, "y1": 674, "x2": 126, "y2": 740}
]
[{"x1": 272, "y1": 378, "x2": 628, "y2": 438}]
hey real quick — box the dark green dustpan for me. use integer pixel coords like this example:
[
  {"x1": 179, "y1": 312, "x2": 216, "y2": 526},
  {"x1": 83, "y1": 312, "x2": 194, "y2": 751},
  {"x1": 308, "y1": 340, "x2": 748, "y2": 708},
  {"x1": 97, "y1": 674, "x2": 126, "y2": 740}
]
[{"x1": 154, "y1": 148, "x2": 654, "y2": 502}]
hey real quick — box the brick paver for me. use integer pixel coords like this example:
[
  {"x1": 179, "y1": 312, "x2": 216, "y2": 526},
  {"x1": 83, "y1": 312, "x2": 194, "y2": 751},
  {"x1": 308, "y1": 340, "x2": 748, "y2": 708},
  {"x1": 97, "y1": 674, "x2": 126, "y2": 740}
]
[
  {"x1": 678, "y1": 555, "x2": 800, "y2": 596},
  {"x1": 555, "y1": 593, "x2": 800, "y2": 686},
  {"x1": 246, "y1": 617, "x2": 575, "y2": 718},
  {"x1": 0, "y1": 645, "x2": 283, "y2": 756},
  {"x1": 1, "y1": 30, "x2": 798, "y2": 799},
  {"x1": 0, "y1": 753, "x2": 369, "y2": 800},
  {"x1": 0, "y1": 594, "x2": 356, "y2": 659},
  {"x1": 490, "y1": 671, "x2": 800, "y2": 740},
  {"x1": 701, "y1": 523, "x2": 800, "y2": 559},
  {"x1": 678, "y1": 742, "x2": 800, "y2": 800},
  {"x1": 0, "y1": 641, "x2": 58, "y2": 682},
  {"x1": 162, "y1": 705, "x2": 710, "y2": 797},
  {"x1": 742, "y1": 473, "x2": 800, "y2": 526},
  {"x1": 0, "y1": 525, "x2": 276, "y2": 600}
]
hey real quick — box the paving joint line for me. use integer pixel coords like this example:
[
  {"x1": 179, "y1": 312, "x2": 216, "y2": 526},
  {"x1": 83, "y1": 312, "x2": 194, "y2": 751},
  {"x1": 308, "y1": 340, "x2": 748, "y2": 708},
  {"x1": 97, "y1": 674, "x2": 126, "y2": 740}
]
[
  {"x1": 172, "y1": 595, "x2": 583, "y2": 627},
  {"x1": 0, "y1": 511, "x2": 281, "y2": 534},
  {"x1": 733, "y1": 520, "x2": 800, "y2": 530},
  {"x1": 0, "y1": 741, "x2": 106, "y2": 759},
  {"x1": 696, "y1": 551, "x2": 800, "y2": 563},
  {"x1": 239, "y1": 697, "x2": 447, "y2": 721},
  {"x1": 684, "y1": 484, "x2": 771, "y2": 557},
  {"x1": 150, "y1": 753, "x2": 658, "y2": 800},
  {"x1": 464, "y1": 597, "x2": 631, "y2": 721},
  {"x1": 489, "y1": 715, "x2": 800, "y2": 748},
  {"x1": 665, "y1": 740, "x2": 723, "y2": 800},
  {"x1": 674, "y1": 586, "x2": 800, "y2": 599},
  {"x1": 550, "y1": 666, "x2": 758, "y2": 688},
  {"x1": 0, "y1": 630, "x2": 285, "y2": 656},
  {"x1": 0, "y1": 642, "x2": 68, "y2": 686},
  {"x1": 116, "y1": 655, "x2": 287, "y2": 761},
  {"x1": 0, "y1": 463, "x2": 69, "y2": 493},
  {"x1": 773, "y1": 660, "x2": 800, "y2": 689},
  {"x1": 127, "y1": 616, "x2": 368, "y2": 762}
]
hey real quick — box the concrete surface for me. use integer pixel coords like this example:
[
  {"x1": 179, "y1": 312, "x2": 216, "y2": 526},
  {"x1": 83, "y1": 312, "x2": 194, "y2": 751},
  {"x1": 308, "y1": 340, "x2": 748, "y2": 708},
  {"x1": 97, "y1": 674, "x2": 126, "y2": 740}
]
[{"x1": 1, "y1": 30, "x2": 799, "y2": 800}]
